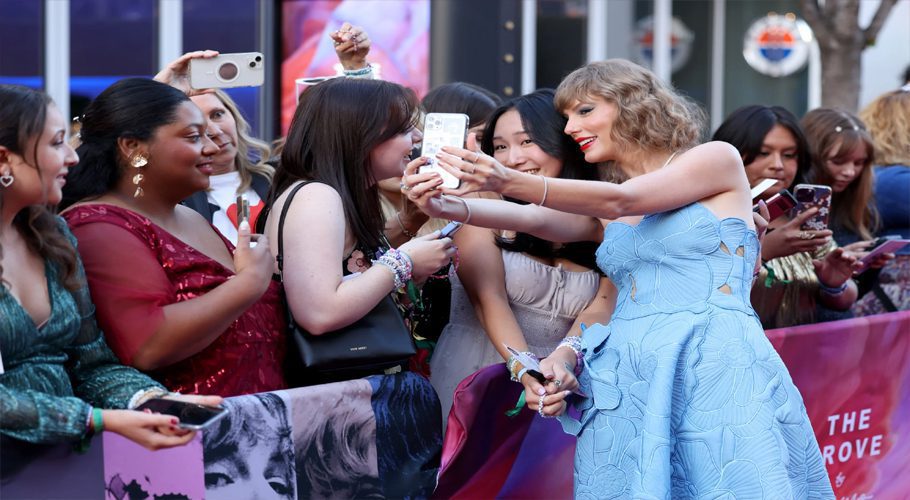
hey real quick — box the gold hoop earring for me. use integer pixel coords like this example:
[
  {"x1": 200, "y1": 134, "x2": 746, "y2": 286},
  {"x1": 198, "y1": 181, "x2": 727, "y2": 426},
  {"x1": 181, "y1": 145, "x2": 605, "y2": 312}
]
[{"x1": 130, "y1": 153, "x2": 148, "y2": 198}]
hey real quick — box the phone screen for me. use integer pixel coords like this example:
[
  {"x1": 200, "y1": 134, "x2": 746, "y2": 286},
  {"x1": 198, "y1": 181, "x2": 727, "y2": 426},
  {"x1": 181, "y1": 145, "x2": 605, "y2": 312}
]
[{"x1": 136, "y1": 399, "x2": 227, "y2": 429}]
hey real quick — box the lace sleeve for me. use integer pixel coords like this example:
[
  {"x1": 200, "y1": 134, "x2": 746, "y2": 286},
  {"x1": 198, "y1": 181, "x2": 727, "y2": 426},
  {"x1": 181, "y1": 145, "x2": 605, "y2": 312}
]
[{"x1": 0, "y1": 383, "x2": 92, "y2": 444}]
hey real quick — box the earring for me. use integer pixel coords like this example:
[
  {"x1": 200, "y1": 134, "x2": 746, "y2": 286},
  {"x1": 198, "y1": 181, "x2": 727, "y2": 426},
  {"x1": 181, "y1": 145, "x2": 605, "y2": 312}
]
[
  {"x1": 0, "y1": 172, "x2": 13, "y2": 188},
  {"x1": 130, "y1": 153, "x2": 148, "y2": 198}
]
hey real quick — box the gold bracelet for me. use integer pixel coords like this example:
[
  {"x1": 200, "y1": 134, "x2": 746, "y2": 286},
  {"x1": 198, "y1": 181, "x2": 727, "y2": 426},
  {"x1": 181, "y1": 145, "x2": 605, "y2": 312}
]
[{"x1": 395, "y1": 212, "x2": 418, "y2": 239}]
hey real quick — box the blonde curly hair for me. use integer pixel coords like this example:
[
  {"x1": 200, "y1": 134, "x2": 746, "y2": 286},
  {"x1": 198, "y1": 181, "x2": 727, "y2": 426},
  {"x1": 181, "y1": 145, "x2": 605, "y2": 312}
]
[
  {"x1": 859, "y1": 88, "x2": 910, "y2": 166},
  {"x1": 554, "y1": 59, "x2": 705, "y2": 154}
]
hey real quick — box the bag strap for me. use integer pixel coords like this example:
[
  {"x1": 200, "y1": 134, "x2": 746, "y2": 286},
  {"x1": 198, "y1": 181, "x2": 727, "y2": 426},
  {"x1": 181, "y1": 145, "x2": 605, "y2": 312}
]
[
  {"x1": 276, "y1": 180, "x2": 315, "y2": 281},
  {"x1": 872, "y1": 282, "x2": 899, "y2": 312}
]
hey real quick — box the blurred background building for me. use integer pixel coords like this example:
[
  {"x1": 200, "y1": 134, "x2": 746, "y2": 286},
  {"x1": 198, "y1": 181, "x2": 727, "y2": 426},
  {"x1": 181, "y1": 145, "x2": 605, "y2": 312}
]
[{"x1": 1, "y1": 0, "x2": 907, "y2": 141}]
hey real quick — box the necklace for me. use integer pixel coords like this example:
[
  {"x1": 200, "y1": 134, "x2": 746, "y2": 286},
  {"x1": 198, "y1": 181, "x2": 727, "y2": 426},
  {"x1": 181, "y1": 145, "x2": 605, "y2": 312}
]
[{"x1": 662, "y1": 151, "x2": 679, "y2": 168}]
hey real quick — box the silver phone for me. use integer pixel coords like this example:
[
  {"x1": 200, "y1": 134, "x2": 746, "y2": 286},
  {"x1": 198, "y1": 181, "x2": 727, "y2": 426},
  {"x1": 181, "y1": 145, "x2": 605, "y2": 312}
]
[{"x1": 189, "y1": 52, "x2": 264, "y2": 90}]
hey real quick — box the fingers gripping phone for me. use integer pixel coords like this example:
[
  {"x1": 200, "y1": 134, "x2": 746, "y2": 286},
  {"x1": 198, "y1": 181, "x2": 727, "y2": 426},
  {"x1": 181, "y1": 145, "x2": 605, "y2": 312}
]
[
  {"x1": 136, "y1": 399, "x2": 228, "y2": 430},
  {"x1": 420, "y1": 113, "x2": 469, "y2": 190},
  {"x1": 753, "y1": 189, "x2": 797, "y2": 222},
  {"x1": 791, "y1": 184, "x2": 832, "y2": 231},
  {"x1": 856, "y1": 236, "x2": 910, "y2": 273},
  {"x1": 190, "y1": 52, "x2": 264, "y2": 89}
]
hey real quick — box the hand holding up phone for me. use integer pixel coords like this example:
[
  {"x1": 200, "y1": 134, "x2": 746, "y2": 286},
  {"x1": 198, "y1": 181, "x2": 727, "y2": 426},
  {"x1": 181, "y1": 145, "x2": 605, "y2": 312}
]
[
  {"x1": 233, "y1": 219, "x2": 275, "y2": 298},
  {"x1": 154, "y1": 50, "x2": 220, "y2": 95},
  {"x1": 760, "y1": 208, "x2": 833, "y2": 261}
]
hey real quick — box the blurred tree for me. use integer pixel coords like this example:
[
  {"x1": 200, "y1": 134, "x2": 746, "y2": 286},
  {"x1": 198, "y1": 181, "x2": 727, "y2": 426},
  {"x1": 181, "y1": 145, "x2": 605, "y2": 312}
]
[{"x1": 800, "y1": 0, "x2": 899, "y2": 111}]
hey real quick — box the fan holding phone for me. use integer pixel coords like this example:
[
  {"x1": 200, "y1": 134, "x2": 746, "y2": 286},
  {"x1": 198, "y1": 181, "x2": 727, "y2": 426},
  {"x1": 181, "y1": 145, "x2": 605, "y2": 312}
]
[{"x1": 712, "y1": 105, "x2": 859, "y2": 328}]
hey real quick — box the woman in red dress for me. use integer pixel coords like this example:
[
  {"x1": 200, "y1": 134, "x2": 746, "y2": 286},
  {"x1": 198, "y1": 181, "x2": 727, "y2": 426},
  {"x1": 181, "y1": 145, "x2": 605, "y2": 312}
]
[{"x1": 60, "y1": 78, "x2": 285, "y2": 397}]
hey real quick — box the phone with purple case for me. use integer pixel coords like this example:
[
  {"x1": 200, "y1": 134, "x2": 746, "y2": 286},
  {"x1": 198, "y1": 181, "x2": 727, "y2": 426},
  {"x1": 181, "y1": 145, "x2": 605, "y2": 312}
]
[{"x1": 791, "y1": 184, "x2": 832, "y2": 231}]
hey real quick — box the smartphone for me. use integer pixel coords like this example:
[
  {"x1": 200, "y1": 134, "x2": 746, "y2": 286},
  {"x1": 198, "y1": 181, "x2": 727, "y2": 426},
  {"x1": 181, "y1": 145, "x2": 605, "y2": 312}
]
[
  {"x1": 438, "y1": 221, "x2": 463, "y2": 239},
  {"x1": 136, "y1": 399, "x2": 228, "y2": 430},
  {"x1": 190, "y1": 52, "x2": 264, "y2": 90},
  {"x1": 855, "y1": 236, "x2": 910, "y2": 273},
  {"x1": 235, "y1": 195, "x2": 250, "y2": 223},
  {"x1": 791, "y1": 184, "x2": 833, "y2": 231},
  {"x1": 419, "y1": 113, "x2": 469, "y2": 190},
  {"x1": 753, "y1": 189, "x2": 797, "y2": 222},
  {"x1": 750, "y1": 178, "x2": 778, "y2": 200}
]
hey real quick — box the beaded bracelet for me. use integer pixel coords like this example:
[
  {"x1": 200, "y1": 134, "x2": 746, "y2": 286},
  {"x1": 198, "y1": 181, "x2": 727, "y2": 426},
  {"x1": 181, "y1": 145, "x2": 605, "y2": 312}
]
[
  {"x1": 557, "y1": 336, "x2": 584, "y2": 376},
  {"x1": 343, "y1": 63, "x2": 373, "y2": 78},
  {"x1": 373, "y1": 248, "x2": 413, "y2": 290},
  {"x1": 506, "y1": 351, "x2": 538, "y2": 382},
  {"x1": 818, "y1": 279, "x2": 848, "y2": 296}
]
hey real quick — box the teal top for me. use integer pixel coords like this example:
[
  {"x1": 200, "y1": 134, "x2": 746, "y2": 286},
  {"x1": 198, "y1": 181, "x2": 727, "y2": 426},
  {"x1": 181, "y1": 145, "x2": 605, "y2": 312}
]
[{"x1": 0, "y1": 218, "x2": 163, "y2": 444}]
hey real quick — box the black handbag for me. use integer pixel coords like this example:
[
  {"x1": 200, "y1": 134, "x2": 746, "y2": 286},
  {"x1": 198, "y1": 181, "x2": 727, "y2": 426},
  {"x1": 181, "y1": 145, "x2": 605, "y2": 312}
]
[{"x1": 276, "y1": 181, "x2": 415, "y2": 383}]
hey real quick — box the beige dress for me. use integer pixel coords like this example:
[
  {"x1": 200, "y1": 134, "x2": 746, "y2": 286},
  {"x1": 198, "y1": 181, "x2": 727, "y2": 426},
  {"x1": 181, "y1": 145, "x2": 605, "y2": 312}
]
[{"x1": 430, "y1": 250, "x2": 600, "y2": 422}]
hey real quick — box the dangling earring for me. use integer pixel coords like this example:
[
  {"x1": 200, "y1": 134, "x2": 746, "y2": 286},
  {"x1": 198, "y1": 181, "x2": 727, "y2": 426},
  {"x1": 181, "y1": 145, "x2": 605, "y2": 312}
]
[
  {"x1": 0, "y1": 172, "x2": 13, "y2": 188},
  {"x1": 130, "y1": 153, "x2": 148, "y2": 198}
]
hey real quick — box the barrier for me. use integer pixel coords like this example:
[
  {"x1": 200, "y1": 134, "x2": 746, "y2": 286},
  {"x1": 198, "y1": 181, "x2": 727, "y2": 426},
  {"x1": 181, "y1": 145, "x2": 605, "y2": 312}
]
[
  {"x1": 1, "y1": 372, "x2": 441, "y2": 499},
  {"x1": 436, "y1": 311, "x2": 910, "y2": 499}
]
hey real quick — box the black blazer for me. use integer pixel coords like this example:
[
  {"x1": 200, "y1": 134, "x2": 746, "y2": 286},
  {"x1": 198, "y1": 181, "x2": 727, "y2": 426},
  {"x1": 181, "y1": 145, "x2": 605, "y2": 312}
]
[{"x1": 181, "y1": 172, "x2": 271, "y2": 223}]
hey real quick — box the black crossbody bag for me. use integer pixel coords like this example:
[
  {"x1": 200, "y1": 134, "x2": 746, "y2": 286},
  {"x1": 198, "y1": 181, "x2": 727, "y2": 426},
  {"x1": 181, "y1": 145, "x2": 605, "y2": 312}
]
[{"x1": 276, "y1": 181, "x2": 415, "y2": 383}]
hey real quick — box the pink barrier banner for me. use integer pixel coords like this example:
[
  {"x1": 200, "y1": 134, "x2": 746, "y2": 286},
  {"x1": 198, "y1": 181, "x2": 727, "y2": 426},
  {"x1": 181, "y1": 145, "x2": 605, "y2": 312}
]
[
  {"x1": 767, "y1": 311, "x2": 910, "y2": 499},
  {"x1": 437, "y1": 311, "x2": 910, "y2": 499}
]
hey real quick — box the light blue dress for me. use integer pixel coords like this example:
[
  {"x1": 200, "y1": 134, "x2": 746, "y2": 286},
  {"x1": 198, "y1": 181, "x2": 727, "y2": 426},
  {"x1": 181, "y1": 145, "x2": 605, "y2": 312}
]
[{"x1": 560, "y1": 203, "x2": 834, "y2": 499}]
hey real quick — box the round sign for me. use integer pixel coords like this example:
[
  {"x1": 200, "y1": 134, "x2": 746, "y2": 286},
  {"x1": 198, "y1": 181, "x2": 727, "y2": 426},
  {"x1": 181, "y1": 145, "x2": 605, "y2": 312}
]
[
  {"x1": 634, "y1": 16, "x2": 695, "y2": 74},
  {"x1": 743, "y1": 13, "x2": 813, "y2": 77}
]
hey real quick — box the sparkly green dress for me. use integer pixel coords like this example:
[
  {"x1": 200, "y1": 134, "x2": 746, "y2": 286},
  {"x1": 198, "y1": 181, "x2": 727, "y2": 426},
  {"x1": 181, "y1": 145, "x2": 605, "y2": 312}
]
[{"x1": 0, "y1": 219, "x2": 163, "y2": 444}]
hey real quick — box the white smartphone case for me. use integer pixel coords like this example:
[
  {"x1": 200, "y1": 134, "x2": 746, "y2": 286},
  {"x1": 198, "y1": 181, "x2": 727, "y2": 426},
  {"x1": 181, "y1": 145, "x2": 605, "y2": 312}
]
[
  {"x1": 420, "y1": 113, "x2": 469, "y2": 189},
  {"x1": 189, "y1": 52, "x2": 264, "y2": 90}
]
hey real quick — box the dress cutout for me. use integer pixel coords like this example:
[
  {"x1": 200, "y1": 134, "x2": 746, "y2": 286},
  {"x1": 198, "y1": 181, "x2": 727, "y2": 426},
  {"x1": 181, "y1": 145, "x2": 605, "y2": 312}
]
[{"x1": 561, "y1": 203, "x2": 833, "y2": 498}]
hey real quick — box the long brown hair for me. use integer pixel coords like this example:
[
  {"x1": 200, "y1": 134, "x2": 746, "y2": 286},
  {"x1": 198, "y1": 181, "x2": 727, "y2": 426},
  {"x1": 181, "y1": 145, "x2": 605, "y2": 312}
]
[
  {"x1": 801, "y1": 108, "x2": 879, "y2": 240},
  {"x1": 0, "y1": 85, "x2": 80, "y2": 291},
  {"x1": 268, "y1": 78, "x2": 418, "y2": 251}
]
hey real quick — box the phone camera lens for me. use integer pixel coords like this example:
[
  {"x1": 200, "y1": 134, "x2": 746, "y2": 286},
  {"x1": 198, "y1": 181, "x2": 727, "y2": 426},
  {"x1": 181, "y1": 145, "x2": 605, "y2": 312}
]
[
  {"x1": 249, "y1": 61, "x2": 257, "y2": 68},
  {"x1": 255, "y1": 55, "x2": 262, "y2": 62},
  {"x1": 218, "y1": 62, "x2": 239, "y2": 81}
]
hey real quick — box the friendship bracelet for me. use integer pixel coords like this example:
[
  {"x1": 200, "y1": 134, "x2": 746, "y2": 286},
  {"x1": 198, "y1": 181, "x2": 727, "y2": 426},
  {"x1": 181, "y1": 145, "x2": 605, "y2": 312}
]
[
  {"x1": 557, "y1": 336, "x2": 584, "y2": 376},
  {"x1": 818, "y1": 279, "x2": 848, "y2": 296},
  {"x1": 395, "y1": 212, "x2": 418, "y2": 239},
  {"x1": 373, "y1": 248, "x2": 413, "y2": 290},
  {"x1": 537, "y1": 176, "x2": 549, "y2": 207},
  {"x1": 343, "y1": 63, "x2": 373, "y2": 77}
]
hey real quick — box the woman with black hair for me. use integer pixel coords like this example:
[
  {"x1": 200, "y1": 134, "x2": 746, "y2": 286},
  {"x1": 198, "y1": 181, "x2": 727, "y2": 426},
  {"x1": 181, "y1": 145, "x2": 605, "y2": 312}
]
[
  {"x1": 0, "y1": 84, "x2": 221, "y2": 452},
  {"x1": 429, "y1": 89, "x2": 615, "y2": 422},
  {"x1": 60, "y1": 78, "x2": 286, "y2": 397},
  {"x1": 712, "y1": 105, "x2": 858, "y2": 328}
]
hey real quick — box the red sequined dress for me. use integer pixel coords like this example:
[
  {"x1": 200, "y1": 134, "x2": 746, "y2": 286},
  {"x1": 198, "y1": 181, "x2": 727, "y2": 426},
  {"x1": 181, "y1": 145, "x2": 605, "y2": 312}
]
[{"x1": 64, "y1": 204, "x2": 287, "y2": 397}]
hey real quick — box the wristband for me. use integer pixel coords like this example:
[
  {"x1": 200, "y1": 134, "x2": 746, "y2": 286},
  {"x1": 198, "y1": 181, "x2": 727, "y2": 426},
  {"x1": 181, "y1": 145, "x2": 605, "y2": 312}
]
[
  {"x1": 92, "y1": 408, "x2": 104, "y2": 434},
  {"x1": 343, "y1": 63, "x2": 373, "y2": 77},
  {"x1": 818, "y1": 279, "x2": 848, "y2": 296}
]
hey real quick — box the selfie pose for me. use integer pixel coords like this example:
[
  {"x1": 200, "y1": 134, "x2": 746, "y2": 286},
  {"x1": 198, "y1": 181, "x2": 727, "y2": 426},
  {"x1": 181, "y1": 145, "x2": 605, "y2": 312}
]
[
  {"x1": 428, "y1": 90, "x2": 613, "y2": 422},
  {"x1": 404, "y1": 60, "x2": 833, "y2": 497},
  {"x1": 60, "y1": 78, "x2": 286, "y2": 397},
  {"x1": 713, "y1": 105, "x2": 859, "y2": 328},
  {"x1": 0, "y1": 84, "x2": 220, "y2": 452}
]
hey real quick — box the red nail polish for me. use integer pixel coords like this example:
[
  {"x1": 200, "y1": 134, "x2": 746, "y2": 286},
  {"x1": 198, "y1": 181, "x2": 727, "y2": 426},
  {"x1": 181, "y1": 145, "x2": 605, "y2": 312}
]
[{"x1": 171, "y1": 418, "x2": 178, "y2": 425}]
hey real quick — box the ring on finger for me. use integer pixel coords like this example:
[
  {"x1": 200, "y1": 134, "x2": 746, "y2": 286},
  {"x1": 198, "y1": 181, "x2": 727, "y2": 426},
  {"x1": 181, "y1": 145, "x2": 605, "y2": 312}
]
[
  {"x1": 799, "y1": 231, "x2": 813, "y2": 240},
  {"x1": 538, "y1": 394, "x2": 546, "y2": 417},
  {"x1": 400, "y1": 182, "x2": 412, "y2": 192},
  {"x1": 552, "y1": 379, "x2": 563, "y2": 388}
]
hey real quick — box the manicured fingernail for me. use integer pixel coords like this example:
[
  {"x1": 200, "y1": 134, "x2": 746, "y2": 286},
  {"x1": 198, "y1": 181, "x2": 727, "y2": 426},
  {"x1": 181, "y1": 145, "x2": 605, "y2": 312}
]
[
  {"x1": 239, "y1": 220, "x2": 250, "y2": 231},
  {"x1": 169, "y1": 425, "x2": 177, "y2": 431},
  {"x1": 171, "y1": 418, "x2": 178, "y2": 425},
  {"x1": 564, "y1": 390, "x2": 572, "y2": 397},
  {"x1": 537, "y1": 388, "x2": 546, "y2": 396}
]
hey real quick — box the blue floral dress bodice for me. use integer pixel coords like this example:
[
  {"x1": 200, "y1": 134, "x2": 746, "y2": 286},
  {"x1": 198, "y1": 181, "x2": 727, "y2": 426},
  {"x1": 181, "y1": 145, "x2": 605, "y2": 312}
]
[{"x1": 561, "y1": 203, "x2": 833, "y2": 499}]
